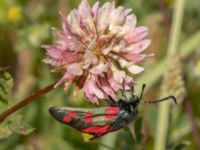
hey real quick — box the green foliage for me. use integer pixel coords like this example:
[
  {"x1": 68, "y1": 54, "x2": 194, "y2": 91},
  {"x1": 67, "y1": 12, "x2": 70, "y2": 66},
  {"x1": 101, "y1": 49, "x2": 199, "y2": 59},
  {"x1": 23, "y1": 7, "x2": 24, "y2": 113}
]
[
  {"x1": 0, "y1": 0, "x2": 200, "y2": 149},
  {"x1": 0, "y1": 71, "x2": 13, "y2": 105},
  {"x1": 0, "y1": 116, "x2": 34, "y2": 140},
  {"x1": 167, "y1": 141, "x2": 191, "y2": 150},
  {"x1": 15, "y1": 23, "x2": 50, "y2": 51},
  {"x1": 0, "y1": 69, "x2": 35, "y2": 141}
]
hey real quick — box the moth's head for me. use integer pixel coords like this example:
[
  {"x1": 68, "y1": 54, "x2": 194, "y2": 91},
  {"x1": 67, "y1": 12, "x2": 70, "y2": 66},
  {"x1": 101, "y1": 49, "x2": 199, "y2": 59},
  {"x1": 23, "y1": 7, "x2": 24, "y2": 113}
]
[{"x1": 129, "y1": 95, "x2": 141, "y2": 107}]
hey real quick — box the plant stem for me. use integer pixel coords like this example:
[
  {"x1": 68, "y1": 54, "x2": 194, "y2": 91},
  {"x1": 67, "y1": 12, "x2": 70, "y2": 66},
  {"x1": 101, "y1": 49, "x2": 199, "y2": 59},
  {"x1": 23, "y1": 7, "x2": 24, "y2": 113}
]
[
  {"x1": 0, "y1": 81, "x2": 57, "y2": 122},
  {"x1": 167, "y1": 0, "x2": 185, "y2": 58},
  {"x1": 154, "y1": 0, "x2": 185, "y2": 150}
]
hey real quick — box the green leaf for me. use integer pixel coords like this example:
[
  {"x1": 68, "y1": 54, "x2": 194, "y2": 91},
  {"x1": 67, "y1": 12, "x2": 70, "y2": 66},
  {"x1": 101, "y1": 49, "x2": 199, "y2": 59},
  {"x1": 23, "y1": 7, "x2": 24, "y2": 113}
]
[
  {"x1": 10, "y1": 116, "x2": 35, "y2": 135},
  {"x1": 0, "y1": 72, "x2": 13, "y2": 105},
  {"x1": 0, "y1": 115, "x2": 35, "y2": 140},
  {"x1": 167, "y1": 141, "x2": 191, "y2": 150},
  {"x1": 0, "y1": 125, "x2": 12, "y2": 140}
]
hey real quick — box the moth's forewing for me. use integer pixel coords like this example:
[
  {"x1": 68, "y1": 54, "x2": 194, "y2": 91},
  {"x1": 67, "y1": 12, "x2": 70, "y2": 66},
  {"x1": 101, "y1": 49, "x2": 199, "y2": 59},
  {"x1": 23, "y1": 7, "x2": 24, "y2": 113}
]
[
  {"x1": 49, "y1": 106, "x2": 138, "y2": 140},
  {"x1": 49, "y1": 106, "x2": 120, "y2": 135}
]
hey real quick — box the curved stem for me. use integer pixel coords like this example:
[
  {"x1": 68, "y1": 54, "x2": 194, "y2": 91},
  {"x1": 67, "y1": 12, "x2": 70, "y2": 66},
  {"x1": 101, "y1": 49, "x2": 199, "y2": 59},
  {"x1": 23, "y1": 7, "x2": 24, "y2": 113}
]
[{"x1": 0, "y1": 81, "x2": 57, "y2": 122}]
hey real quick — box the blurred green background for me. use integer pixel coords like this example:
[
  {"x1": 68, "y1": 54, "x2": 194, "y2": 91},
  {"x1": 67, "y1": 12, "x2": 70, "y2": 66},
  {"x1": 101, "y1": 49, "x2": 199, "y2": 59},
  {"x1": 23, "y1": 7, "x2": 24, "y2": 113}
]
[{"x1": 0, "y1": 0, "x2": 200, "y2": 150}]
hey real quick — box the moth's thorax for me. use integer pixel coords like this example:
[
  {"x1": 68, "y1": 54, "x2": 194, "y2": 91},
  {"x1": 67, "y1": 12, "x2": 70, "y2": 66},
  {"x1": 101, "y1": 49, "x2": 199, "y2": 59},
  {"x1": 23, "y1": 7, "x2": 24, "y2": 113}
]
[
  {"x1": 118, "y1": 103, "x2": 138, "y2": 126},
  {"x1": 129, "y1": 95, "x2": 140, "y2": 108},
  {"x1": 117, "y1": 97, "x2": 139, "y2": 114}
]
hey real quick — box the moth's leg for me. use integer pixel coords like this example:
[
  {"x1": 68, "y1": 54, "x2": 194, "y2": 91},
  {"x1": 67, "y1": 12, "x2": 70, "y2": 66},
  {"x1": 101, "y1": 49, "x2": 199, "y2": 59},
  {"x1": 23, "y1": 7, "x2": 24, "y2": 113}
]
[
  {"x1": 95, "y1": 82, "x2": 117, "y2": 106},
  {"x1": 107, "y1": 96, "x2": 117, "y2": 106}
]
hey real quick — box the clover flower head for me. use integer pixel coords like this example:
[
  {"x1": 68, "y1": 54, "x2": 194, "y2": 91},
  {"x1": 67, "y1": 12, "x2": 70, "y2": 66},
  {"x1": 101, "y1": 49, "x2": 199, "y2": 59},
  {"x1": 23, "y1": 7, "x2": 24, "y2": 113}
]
[{"x1": 42, "y1": 0, "x2": 152, "y2": 104}]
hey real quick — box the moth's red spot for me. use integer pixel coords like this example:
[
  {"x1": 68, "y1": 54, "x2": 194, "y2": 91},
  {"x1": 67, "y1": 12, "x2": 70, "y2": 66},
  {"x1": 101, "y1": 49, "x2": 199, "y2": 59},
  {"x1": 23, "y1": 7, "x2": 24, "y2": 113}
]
[
  {"x1": 104, "y1": 108, "x2": 119, "y2": 120},
  {"x1": 97, "y1": 125, "x2": 110, "y2": 134},
  {"x1": 69, "y1": 111, "x2": 77, "y2": 118},
  {"x1": 82, "y1": 125, "x2": 110, "y2": 134},
  {"x1": 84, "y1": 117, "x2": 93, "y2": 123},
  {"x1": 84, "y1": 111, "x2": 93, "y2": 123},
  {"x1": 105, "y1": 107, "x2": 120, "y2": 113},
  {"x1": 63, "y1": 116, "x2": 72, "y2": 123},
  {"x1": 104, "y1": 114, "x2": 118, "y2": 120},
  {"x1": 86, "y1": 111, "x2": 93, "y2": 117}
]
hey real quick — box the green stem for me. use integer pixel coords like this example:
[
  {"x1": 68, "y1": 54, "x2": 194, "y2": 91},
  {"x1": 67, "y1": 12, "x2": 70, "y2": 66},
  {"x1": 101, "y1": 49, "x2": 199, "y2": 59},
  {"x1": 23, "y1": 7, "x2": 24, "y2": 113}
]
[
  {"x1": 154, "y1": 0, "x2": 185, "y2": 150},
  {"x1": 167, "y1": 0, "x2": 185, "y2": 57}
]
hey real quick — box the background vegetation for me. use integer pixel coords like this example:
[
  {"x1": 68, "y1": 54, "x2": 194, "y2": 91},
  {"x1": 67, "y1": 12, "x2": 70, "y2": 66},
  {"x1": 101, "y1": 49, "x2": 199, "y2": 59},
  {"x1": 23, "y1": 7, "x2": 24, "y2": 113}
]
[{"x1": 0, "y1": 0, "x2": 200, "y2": 149}]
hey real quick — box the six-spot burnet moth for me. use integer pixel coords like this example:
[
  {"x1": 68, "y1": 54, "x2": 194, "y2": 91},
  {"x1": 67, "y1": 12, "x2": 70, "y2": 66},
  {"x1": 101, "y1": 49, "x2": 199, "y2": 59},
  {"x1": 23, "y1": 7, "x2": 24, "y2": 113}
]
[{"x1": 49, "y1": 84, "x2": 177, "y2": 141}]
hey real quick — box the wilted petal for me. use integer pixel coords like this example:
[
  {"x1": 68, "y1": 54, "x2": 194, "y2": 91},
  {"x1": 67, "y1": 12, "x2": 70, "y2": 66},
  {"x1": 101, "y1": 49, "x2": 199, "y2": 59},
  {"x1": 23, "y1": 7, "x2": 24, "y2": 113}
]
[
  {"x1": 120, "y1": 14, "x2": 137, "y2": 36},
  {"x1": 42, "y1": 44, "x2": 78, "y2": 64},
  {"x1": 68, "y1": 63, "x2": 83, "y2": 76},
  {"x1": 89, "y1": 63, "x2": 109, "y2": 75},
  {"x1": 113, "y1": 70, "x2": 126, "y2": 83},
  {"x1": 109, "y1": 6, "x2": 126, "y2": 28},
  {"x1": 68, "y1": 10, "x2": 85, "y2": 36},
  {"x1": 124, "y1": 26, "x2": 149, "y2": 43},
  {"x1": 42, "y1": 45, "x2": 62, "y2": 59},
  {"x1": 62, "y1": 52, "x2": 78, "y2": 63},
  {"x1": 78, "y1": 0, "x2": 96, "y2": 33},
  {"x1": 83, "y1": 76, "x2": 104, "y2": 104},
  {"x1": 84, "y1": 50, "x2": 98, "y2": 65},
  {"x1": 126, "y1": 39, "x2": 151, "y2": 53},
  {"x1": 97, "y1": 2, "x2": 115, "y2": 34},
  {"x1": 59, "y1": 11, "x2": 74, "y2": 37},
  {"x1": 56, "y1": 32, "x2": 72, "y2": 50},
  {"x1": 108, "y1": 68, "x2": 134, "y2": 91},
  {"x1": 55, "y1": 72, "x2": 74, "y2": 88},
  {"x1": 122, "y1": 8, "x2": 132, "y2": 16},
  {"x1": 91, "y1": 1, "x2": 99, "y2": 21},
  {"x1": 120, "y1": 53, "x2": 145, "y2": 62},
  {"x1": 102, "y1": 45, "x2": 112, "y2": 55},
  {"x1": 118, "y1": 58, "x2": 129, "y2": 68},
  {"x1": 42, "y1": 58, "x2": 64, "y2": 66},
  {"x1": 98, "y1": 77, "x2": 116, "y2": 100},
  {"x1": 78, "y1": 0, "x2": 91, "y2": 16},
  {"x1": 127, "y1": 64, "x2": 144, "y2": 74},
  {"x1": 108, "y1": 78, "x2": 122, "y2": 91}
]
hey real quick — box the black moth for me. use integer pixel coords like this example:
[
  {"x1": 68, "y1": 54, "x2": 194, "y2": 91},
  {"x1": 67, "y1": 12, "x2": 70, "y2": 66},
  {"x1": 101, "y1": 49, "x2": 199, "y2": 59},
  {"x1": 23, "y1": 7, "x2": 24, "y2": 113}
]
[{"x1": 49, "y1": 84, "x2": 177, "y2": 140}]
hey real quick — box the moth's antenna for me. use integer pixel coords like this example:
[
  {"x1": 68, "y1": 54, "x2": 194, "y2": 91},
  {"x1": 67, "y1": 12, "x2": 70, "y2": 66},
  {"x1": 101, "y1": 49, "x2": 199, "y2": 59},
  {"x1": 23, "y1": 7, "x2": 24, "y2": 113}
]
[
  {"x1": 120, "y1": 78, "x2": 128, "y2": 101},
  {"x1": 141, "y1": 96, "x2": 177, "y2": 104},
  {"x1": 140, "y1": 84, "x2": 146, "y2": 100}
]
